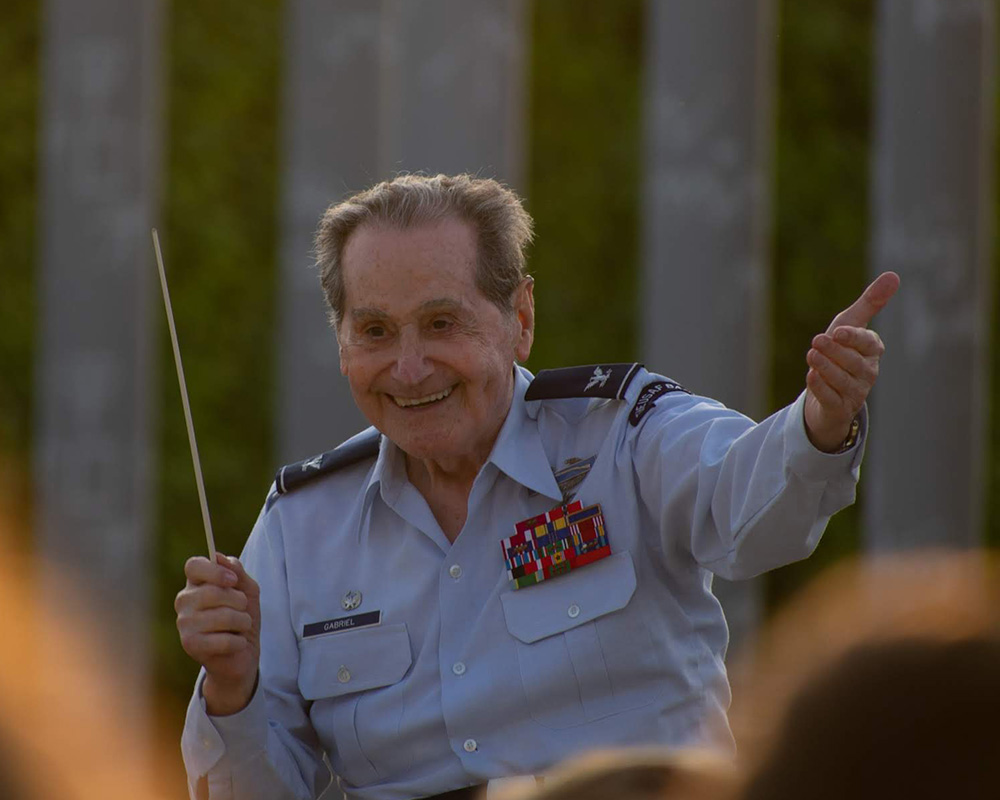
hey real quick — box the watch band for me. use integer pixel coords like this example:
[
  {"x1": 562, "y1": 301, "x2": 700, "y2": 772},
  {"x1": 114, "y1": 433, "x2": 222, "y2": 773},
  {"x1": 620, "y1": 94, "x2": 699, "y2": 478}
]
[{"x1": 835, "y1": 416, "x2": 861, "y2": 454}]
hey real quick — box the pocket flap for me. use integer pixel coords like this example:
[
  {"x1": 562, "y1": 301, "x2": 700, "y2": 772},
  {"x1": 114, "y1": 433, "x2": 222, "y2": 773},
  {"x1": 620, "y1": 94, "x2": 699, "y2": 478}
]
[
  {"x1": 297, "y1": 623, "x2": 412, "y2": 700},
  {"x1": 500, "y1": 551, "x2": 637, "y2": 644}
]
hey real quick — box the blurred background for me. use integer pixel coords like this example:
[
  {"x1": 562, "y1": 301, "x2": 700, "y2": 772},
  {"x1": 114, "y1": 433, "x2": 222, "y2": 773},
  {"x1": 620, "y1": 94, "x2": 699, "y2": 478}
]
[{"x1": 0, "y1": 0, "x2": 997, "y2": 797}]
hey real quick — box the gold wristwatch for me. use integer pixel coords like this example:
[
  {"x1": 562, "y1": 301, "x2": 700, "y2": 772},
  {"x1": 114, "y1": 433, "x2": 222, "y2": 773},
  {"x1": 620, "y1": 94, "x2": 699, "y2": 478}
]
[{"x1": 835, "y1": 416, "x2": 861, "y2": 454}]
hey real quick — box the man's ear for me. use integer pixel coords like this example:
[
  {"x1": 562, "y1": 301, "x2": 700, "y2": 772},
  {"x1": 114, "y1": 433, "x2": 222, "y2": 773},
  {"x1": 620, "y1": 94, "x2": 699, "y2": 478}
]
[{"x1": 513, "y1": 276, "x2": 535, "y2": 363}]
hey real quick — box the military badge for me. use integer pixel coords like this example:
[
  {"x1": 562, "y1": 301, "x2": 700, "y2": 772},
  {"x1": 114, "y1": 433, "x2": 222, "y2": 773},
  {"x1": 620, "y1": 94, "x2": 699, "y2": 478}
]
[
  {"x1": 553, "y1": 455, "x2": 596, "y2": 502},
  {"x1": 501, "y1": 500, "x2": 611, "y2": 590}
]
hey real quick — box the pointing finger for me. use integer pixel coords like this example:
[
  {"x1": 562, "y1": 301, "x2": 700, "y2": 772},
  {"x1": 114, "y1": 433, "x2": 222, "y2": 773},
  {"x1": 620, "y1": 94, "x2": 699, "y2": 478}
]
[{"x1": 827, "y1": 271, "x2": 900, "y2": 332}]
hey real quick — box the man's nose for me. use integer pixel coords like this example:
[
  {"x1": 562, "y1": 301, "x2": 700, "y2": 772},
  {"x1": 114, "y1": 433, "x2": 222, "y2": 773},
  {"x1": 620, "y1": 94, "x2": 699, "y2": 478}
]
[{"x1": 392, "y1": 326, "x2": 433, "y2": 385}]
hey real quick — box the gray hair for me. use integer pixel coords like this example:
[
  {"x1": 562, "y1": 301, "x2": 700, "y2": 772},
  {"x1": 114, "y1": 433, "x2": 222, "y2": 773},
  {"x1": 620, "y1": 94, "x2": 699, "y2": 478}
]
[{"x1": 315, "y1": 174, "x2": 534, "y2": 328}]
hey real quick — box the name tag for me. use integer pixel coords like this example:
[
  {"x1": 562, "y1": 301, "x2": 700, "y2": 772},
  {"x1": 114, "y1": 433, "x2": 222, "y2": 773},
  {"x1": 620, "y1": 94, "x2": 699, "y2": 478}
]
[{"x1": 302, "y1": 610, "x2": 381, "y2": 638}]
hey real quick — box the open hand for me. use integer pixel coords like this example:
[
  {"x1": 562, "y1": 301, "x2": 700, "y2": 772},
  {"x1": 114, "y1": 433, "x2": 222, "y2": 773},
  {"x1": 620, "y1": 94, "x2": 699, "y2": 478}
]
[{"x1": 804, "y1": 271, "x2": 900, "y2": 452}]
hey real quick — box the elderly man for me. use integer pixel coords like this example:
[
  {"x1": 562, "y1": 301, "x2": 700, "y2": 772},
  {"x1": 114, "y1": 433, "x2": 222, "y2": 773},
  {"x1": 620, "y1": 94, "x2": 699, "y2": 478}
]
[{"x1": 177, "y1": 174, "x2": 898, "y2": 800}]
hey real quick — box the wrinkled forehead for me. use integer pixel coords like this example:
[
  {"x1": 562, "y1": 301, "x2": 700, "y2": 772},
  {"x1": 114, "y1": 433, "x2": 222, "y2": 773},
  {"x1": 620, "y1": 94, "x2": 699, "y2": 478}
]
[
  {"x1": 340, "y1": 218, "x2": 485, "y2": 318},
  {"x1": 342, "y1": 216, "x2": 478, "y2": 272}
]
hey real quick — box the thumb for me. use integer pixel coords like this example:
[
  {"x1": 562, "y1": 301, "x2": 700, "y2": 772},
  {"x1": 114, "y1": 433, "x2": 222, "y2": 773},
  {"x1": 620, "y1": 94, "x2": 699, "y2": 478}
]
[
  {"x1": 827, "y1": 271, "x2": 900, "y2": 332},
  {"x1": 225, "y1": 555, "x2": 260, "y2": 601}
]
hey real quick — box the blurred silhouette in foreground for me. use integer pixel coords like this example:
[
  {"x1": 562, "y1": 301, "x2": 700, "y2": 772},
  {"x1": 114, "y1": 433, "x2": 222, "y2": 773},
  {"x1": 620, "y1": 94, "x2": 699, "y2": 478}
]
[
  {"x1": 490, "y1": 749, "x2": 738, "y2": 800},
  {"x1": 729, "y1": 549, "x2": 1000, "y2": 800},
  {"x1": 741, "y1": 636, "x2": 1000, "y2": 800},
  {"x1": 0, "y1": 508, "x2": 177, "y2": 800}
]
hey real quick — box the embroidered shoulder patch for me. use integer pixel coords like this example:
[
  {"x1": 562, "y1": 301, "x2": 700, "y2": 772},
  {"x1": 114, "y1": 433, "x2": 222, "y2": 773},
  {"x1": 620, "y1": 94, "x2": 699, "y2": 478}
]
[{"x1": 629, "y1": 380, "x2": 690, "y2": 426}]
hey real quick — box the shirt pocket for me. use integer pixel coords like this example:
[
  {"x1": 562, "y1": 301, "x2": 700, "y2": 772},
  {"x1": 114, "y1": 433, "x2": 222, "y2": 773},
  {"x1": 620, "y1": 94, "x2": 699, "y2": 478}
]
[
  {"x1": 297, "y1": 623, "x2": 412, "y2": 787},
  {"x1": 500, "y1": 551, "x2": 664, "y2": 729}
]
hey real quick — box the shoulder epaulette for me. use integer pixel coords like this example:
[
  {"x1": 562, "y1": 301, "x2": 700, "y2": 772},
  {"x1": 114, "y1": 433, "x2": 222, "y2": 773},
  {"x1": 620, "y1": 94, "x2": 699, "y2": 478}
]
[
  {"x1": 266, "y1": 427, "x2": 380, "y2": 509},
  {"x1": 525, "y1": 363, "x2": 643, "y2": 401}
]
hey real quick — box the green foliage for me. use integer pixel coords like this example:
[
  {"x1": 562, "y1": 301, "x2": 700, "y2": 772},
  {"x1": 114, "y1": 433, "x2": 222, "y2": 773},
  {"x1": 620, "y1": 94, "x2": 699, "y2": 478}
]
[
  {"x1": 154, "y1": 0, "x2": 283, "y2": 705},
  {"x1": 763, "y1": 0, "x2": 876, "y2": 608},
  {"x1": 526, "y1": 0, "x2": 644, "y2": 370},
  {"x1": 0, "y1": 0, "x2": 39, "y2": 522}
]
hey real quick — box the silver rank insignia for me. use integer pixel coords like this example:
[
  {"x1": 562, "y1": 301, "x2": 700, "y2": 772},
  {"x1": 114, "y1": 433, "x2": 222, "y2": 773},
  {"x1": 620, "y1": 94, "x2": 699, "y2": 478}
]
[
  {"x1": 585, "y1": 365, "x2": 611, "y2": 392},
  {"x1": 342, "y1": 590, "x2": 362, "y2": 611},
  {"x1": 302, "y1": 455, "x2": 323, "y2": 471}
]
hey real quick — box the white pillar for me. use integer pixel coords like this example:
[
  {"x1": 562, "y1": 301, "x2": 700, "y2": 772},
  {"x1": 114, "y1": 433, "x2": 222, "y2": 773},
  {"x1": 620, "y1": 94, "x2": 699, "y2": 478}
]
[
  {"x1": 865, "y1": 0, "x2": 995, "y2": 551},
  {"x1": 34, "y1": 0, "x2": 164, "y2": 724},
  {"x1": 641, "y1": 0, "x2": 776, "y2": 654}
]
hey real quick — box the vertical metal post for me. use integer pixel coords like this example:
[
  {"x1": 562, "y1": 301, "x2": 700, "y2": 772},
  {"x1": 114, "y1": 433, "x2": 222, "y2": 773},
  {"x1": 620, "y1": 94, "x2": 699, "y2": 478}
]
[
  {"x1": 277, "y1": 0, "x2": 529, "y2": 462},
  {"x1": 865, "y1": 0, "x2": 995, "y2": 551},
  {"x1": 34, "y1": 0, "x2": 163, "y2": 723},
  {"x1": 641, "y1": 0, "x2": 776, "y2": 654}
]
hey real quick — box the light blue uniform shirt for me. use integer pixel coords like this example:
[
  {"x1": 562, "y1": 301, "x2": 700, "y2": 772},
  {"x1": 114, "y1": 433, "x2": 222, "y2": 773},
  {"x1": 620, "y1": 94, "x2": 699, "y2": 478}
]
[{"x1": 182, "y1": 366, "x2": 865, "y2": 800}]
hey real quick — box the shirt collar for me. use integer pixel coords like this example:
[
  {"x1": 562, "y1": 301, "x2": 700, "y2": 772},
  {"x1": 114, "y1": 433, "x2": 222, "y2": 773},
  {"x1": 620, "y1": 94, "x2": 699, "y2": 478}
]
[
  {"x1": 363, "y1": 365, "x2": 564, "y2": 511},
  {"x1": 488, "y1": 366, "x2": 564, "y2": 502},
  {"x1": 368, "y1": 432, "x2": 405, "y2": 510}
]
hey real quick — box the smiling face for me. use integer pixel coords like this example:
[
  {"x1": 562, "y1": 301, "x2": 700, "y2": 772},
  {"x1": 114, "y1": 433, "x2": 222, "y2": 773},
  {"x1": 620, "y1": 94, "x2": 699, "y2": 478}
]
[{"x1": 337, "y1": 217, "x2": 534, "y2": 467}]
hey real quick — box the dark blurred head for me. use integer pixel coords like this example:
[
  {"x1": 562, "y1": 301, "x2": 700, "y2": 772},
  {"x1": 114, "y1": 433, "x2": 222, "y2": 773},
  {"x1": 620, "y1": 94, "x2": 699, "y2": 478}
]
[{"x1": 741, "y1": 636, "x2": 1000, "y2": 800}]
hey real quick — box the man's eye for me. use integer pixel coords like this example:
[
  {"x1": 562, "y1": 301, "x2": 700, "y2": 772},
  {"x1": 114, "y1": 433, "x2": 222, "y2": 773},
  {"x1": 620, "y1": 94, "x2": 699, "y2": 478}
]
[
  {"x1": 430, "y1": 318, "x2": 453, "y2": 331},
  {"x1": 364, "y1": 325, "x2": 386, "y2": 339}
]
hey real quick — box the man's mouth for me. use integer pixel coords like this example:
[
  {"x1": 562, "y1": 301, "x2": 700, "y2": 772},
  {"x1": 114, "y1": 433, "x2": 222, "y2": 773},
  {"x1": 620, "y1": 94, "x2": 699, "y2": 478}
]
[{"x1": 391, "y1": 386, "x2": 454, "y2": 408}]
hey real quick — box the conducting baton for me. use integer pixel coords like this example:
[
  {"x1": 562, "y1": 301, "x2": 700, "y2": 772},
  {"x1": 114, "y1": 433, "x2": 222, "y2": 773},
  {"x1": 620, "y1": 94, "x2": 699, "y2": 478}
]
[{"x1": 151, "y1": 229, "x2": 217, "y2": 561}]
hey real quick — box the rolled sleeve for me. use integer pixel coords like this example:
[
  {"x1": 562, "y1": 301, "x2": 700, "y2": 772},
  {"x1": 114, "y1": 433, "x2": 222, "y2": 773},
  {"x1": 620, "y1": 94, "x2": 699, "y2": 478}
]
[
  {"x1": 783, "y1": 391, "x2": 868, "y2": 484},
  {"x1": 209, "y1": 677, "x2": 270, "y2": 766},
  {"x1": 181, "y1": 671, "x2": 270, "y2": 800},
  {"x1": 182, "y1": 671, "x2": 227, "y2": 783}
]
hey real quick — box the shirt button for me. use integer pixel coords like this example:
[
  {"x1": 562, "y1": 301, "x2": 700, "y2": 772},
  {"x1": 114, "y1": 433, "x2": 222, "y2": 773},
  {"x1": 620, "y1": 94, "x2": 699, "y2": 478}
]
[
  {"x1": 452, "y1": 661, "x2": 466, "y2": 676},
  {"x1": 449, "y1": 564, "x2": 463, "y2": 579},
  {"x1": 463, "y1": 738, "x2": 478, "y2": 753},
  {"x1": 337, "y1": 666, "x2": 351, "y2": 683},
  {"x1": 567, "y1": 604, "x2": 581, "y2": 619}
]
